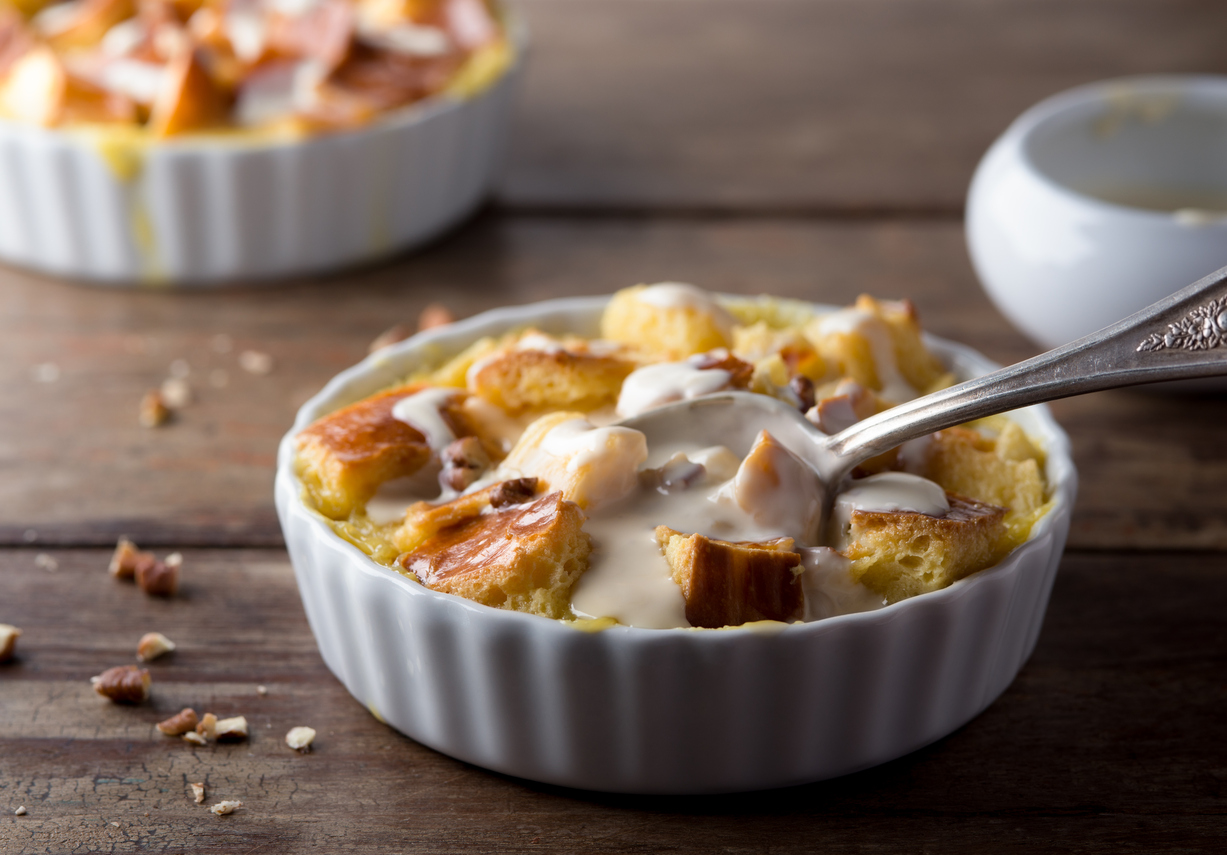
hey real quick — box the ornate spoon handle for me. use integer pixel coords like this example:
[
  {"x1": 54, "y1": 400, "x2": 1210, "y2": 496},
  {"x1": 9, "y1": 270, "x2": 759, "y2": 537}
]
[{"x1": 821, "y1": 263, "x2": 1227, "y2": 480}]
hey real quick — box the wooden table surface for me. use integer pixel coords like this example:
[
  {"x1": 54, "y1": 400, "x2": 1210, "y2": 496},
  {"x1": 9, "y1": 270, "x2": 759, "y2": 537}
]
[{"x1": 3, "y1": 1, "x2": 1226, "y2": 852}]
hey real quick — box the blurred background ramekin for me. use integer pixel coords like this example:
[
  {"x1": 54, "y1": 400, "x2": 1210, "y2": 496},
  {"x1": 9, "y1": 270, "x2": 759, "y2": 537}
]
[{"x1": 0, "y1": 23, "x2": 524, "y2": 287}]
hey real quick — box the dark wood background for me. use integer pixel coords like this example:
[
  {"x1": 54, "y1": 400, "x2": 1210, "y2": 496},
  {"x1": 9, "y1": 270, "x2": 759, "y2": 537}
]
[{"x1": 2, "y1": 1, "x2": 1225, "y2": 852}]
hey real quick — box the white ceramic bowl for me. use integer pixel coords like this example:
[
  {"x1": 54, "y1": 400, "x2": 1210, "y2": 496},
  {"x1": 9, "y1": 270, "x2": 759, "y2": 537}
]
[
  {"x1": 967, "y1": 75, "x2": 1227, "y2": 349},
  {"x1": 274, "y1": 296, "x2": 1077, "y2": 794},
  {"x1": 0, "y1": 28, "x2": 523, "y2": 286}
]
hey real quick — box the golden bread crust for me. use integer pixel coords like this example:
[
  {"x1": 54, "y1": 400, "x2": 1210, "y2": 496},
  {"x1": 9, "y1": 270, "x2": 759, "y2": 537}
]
[
  {"x1": 469, "y1": 348, "x2": 636, "y2": 413},
  {"x1": 845, "y1": 495, "x2": 1008, "y2": 604},
  {"x1": 400, "y1": 492, "x2": 591, "y2": 619},
  {"x1": 296, "y1": 385, "x2": 477, "y2": 519},
  {"x1": 656, "y1": 526, "x2": 804, "y2": 628}
]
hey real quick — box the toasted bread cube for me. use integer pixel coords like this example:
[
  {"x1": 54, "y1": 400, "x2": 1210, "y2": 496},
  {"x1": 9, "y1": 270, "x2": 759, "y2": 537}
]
[
  {"x1": 498, "y1": 412, "x2": 647, "y2": 511},
  {"x1": 296, "y1": 386, "x2": 438, "y2": 519},
  {"x1": 600, "y1": 283, "x2": 733, "y2": 359},
  {"x1": 804, "y1": 296, "x2": 950, "y2": 401},
  {"x1": 468, "y1": 347, "x2": 636, "y2": 414},
  {"x1": 399, "y1": 492, "x2": 591, "y2": 619},
  {"x1": 0, "y1": 45, "x2": 64, "y2": 126},
  {"x1": 728, "y1": 430, "x2": 824, "y2": 544},
  {"x1": 856, "y1": 296, "x2": 950, "y2": 394},
  {"x1": 148, "y1": 48, "x2": 229, "y2": 137},
  {"x1": 41, "y1": 0, "x2": 134, "y2": 51},
  {"x1": 844, "y1": 495, "x2": 1008, "y2": 604},
  {"x1": 655, "y1": 527, "x2": 804, "y2": 628},
  {"x1": 921, "y1": 427, "x2": 1045, "y2": 518},
  {"x1": 392, "y1": 477, "x2": 537, "y2": 553}
]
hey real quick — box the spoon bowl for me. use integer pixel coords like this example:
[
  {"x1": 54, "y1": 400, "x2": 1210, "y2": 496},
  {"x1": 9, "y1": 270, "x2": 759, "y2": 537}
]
[{"x1": 624, "y1": 261, "x2": 1227, "y2": 533}]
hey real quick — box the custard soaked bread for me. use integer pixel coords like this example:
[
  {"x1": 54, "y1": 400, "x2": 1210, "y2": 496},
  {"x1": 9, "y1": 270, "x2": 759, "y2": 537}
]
[{"x1": 295, "y1": 283, "x2": 1054, "y2": 628}]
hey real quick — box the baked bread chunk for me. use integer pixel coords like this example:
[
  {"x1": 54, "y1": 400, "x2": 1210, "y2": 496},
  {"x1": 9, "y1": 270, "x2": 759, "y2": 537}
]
[
  {"x1": 399, "y1": 491, "x2": 591, "y2": 619},
  {"x1": 296, "y1": 386, "x2": 474, "y2": 519},
  {"x1": 601, "y1": 283, "x2": 734, "y2": 359},
  {"x1": 844, "y1": 495, "x2": 1009, "y2": 604},
  {"x1": 468, "y1": 344, "x2": 637, "y2": 413},
  {"x1": 656, "y1": 527, "x2": 804, "y2": 628}
]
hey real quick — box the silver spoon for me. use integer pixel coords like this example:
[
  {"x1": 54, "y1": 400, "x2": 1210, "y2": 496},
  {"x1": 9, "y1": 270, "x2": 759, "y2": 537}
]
[{"x1": 621, "y1": 262, "x2": 1227, "y2": 513}]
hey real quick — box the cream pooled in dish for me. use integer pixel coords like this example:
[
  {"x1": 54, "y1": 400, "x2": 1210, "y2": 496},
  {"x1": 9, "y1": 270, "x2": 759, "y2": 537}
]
[{"x1": 294, "y1": 283, "x2": 1052, "y2": 628}]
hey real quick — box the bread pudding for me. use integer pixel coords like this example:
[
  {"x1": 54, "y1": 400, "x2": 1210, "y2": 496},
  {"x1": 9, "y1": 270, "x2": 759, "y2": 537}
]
[
  {"x1": 295, "y1": 283, "x2": 1053, "y2": 629},
  {"x1": 0, "y1": 0, "x2": 510, "y2": 136}
]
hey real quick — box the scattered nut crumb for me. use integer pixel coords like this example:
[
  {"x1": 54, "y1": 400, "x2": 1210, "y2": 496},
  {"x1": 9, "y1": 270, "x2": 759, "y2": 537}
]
[
  {"x1": 34, "y1": 553, "x2": 57, "y2": 572},
  {"x1": 182, "y1": 731, "x2": 207, "y2": 746},
  {"x1": 209, "y1": 368, "x2": 229, "y2": 388},
  {"x1": 368, "y1": 323, "x2": 413, "y2": 353},
  {"x1": 209, "y1": 800, "x2": 242, "y2": 817},
  {"x1": 136, "y1": 553, "x2": 179, "y2": 597},
  {"x1": 169, "y1": 359, "x2": 190, "y2": 379},
  {"x1": 215, "y1": 716, "x2": 248, "y2": 742},
  {"x1": 256, "y1": 685, "x2": 268, "y2": 696},
  {"x1": 32, "y1": 362, "x2": 60, "y2": 383},
  {"x1": 238, "y1": 350, "x2": 273, "y2": 375},
  {"x1": 14, "y1": 806, "x2": 26, "y2": 816},
  {"x1": 137, "y1": 632, "x2": 176, "y2": 662},
  {"x1": 111, "y1": 821, "x2": 120, "y2": 828},
  {"x1": 160, "y1": 377, "x2": 192, "y2": 409},
  {"x1": 157, "y1": 708, "x2": 198, "y2": 736},
  {"x1": 139, "y1": 390, "x2": 171, "y2": 428},
  {"x1": 285, "y1": 726, "x2": 316, "y2": 752},
  {"x1": 91, "y1": 665, "x2": 151, "y2": 704},
  {"x1": 419, "y1": 303, "x2": 455, "y2": 331},
  {"x1": 1, "y1": 625, "x2": 23, "y2": 663},
  {"x1": 196, "y1": 712, "x2": 217, "y2": 739},
  {"x1": 211, "y1": 334, "x2": 232, "y2": 354},
  {"x1": 109, "y1": 538, "x2": 141, "y2": 579},
  {"x1": 190, "y1": 782, "x2": 206, "y2": 804}
]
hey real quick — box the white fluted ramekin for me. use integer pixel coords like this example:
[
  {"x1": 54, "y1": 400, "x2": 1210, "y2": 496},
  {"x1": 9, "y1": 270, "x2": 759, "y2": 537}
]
[
  {"x1": 0, "y1": 31, "x2": 522, "y2": 286},
  {"x1": 275, "y1": 296, "x2": 1077, "y2": 794}
]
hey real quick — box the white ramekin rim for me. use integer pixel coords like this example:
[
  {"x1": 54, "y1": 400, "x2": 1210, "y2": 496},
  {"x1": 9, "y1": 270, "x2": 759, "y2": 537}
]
[{"x1": 276, "y1": 294, "x2": 1077, "y2": 641}]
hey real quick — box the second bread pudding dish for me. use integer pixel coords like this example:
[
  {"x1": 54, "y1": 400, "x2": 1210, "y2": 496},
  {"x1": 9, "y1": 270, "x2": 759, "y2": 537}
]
[{"x1": 294, "y1": 283, "x2": 1054, "y2": 630}]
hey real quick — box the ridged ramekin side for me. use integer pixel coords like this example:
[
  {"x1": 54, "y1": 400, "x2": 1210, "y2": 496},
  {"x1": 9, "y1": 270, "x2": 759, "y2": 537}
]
[{"x1": 276, "y1": 298, "x2": 1076, "y2": 793}]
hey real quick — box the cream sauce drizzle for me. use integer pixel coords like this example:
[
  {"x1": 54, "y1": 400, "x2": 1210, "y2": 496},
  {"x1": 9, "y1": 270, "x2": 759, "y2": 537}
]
[
  {"x1": 830, "y1": 472, "x2": 949, "y2": 547},
  {"x1": 615, "y1": 359, "x2": 732, "y2": 418},
  {"x1": 390, "y1": 388, "x2": 460, "y2": 453},
  {"x1": 635, "y1": 282, "x2": 735, "y2": 336},
  {"x1": 815, "y1": 309, "x2": 918, "y2": 403}
]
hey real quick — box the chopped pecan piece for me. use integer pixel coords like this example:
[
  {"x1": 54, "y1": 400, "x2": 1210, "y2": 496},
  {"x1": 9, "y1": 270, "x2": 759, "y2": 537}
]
[
  {"x1": 157, "y1": 708, "x2": 199, "y2": 736},
  {"x1": 190, "y1": 782, "x2": 206, "y2": 804},
  {"x1": 108, "y1": 538, "x2": 142, "y2": 579},
  {"x1": 488, "y1": 477, "x2": 538, "y2": 508},
  {"x1": 439, "y1": 436, "x2": 491, "y2": 492},
  {"x1": 196, "y1": 712, "x2": 217, "y2": 739},
  {"x1": 0, "y1": 623, "x2": 20, "y2": 662},
  {"x1": 136, "y1": 553, "x2": 179, "y2": 597},
  {"x1": 418, "y1": 303, "x2": 455, "y2": 331},
  {"x1": 789, "y1": 375, "x2": 816, "y2": 412},
  {"x1": 92, "y1": 665, "x2": 151, "y2": 704},
  {"x1": 368, "y1": 323, "x2": 413, "y2": 353},
  {"x1": 285, "y1": 726, "x2": 316, "y2": 752},
  {"x1": 215, "y1": 716, "x2": 248, "y2": 742},
  {"x1": 209, "y1": 800, "x2": 242, "y2": 816},
  {"x1": 140, "y1": 390, "x2": 172, "y2": 427},
  {"x1": 137, "y1": 631, "x2": 176, "y2": 661}
]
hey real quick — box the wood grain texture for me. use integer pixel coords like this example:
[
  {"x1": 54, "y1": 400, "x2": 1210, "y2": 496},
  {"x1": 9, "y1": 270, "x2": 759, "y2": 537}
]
[
  {"x1": 2, "y1": 548, "x2": 1225, "y2": 853},
  {"x1": 3, "y1": 216, "x2": 1226, "y2": 549},
  {"x1": 504, "y1": 0, "x2": 1227, "y2": 210}
]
